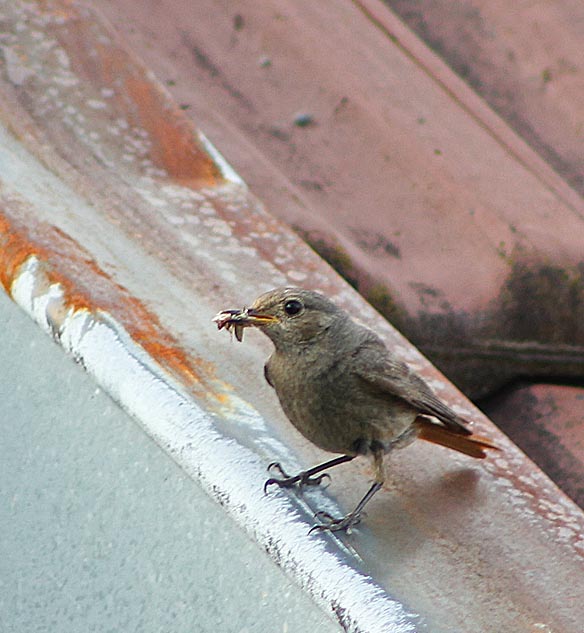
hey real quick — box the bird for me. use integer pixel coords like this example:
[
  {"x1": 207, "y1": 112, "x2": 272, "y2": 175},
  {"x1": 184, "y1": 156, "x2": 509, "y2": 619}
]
[{"x1": 214, "y1": 287, "x2": 499, "y2": 532}]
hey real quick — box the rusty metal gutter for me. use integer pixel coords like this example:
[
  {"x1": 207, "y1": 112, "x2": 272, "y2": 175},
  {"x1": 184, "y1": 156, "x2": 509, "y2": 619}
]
[{"x1": 1, "y1": 1, "x2": 584, "y2": 632}]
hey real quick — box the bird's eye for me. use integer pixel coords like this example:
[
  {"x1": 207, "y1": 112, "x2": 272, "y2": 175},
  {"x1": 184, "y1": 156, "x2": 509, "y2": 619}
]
[{"x1": 284, "y1": 299, "x2": 303, "y2": 316}]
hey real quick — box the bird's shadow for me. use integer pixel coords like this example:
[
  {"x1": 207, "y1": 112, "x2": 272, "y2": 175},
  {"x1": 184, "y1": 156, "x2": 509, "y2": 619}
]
[
  {"x1": 351, "y1": 467, "x2": 485, "y2": 571},
  {"x1": 415, "y1": 466, "x2": 483, "y2": 516}
]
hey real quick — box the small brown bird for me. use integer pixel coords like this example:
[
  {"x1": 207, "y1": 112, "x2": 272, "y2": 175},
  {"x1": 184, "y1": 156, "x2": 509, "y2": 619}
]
[{"x1": 214, "y1": 287, "x2": 499, "y2": 532}]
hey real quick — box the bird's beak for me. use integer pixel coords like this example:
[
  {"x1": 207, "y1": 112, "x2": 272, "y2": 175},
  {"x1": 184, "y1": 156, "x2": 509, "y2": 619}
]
[{"x1": 213, "y1": 307, "x2": 278, "y2": 341}]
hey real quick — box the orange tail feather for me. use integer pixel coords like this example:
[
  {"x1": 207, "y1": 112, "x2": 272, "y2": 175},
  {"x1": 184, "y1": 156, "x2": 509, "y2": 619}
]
[{"x1": 416, "y1": 418, "x2": 500, "y2": 459}]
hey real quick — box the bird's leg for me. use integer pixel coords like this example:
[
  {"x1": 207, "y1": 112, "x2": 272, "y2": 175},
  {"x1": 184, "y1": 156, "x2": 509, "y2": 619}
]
[
  {"x1": 264, "y1": 455, "x2": 355, "y2": 493},
  {"x1": 310, "y1": 450, "x2": 385, "y2": 534},
  {"x1": 311, "y1": 482, "x2": 382, "y2": 533}
]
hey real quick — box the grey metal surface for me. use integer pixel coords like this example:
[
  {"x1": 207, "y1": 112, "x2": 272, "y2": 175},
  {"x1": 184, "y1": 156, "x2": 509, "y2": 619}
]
[{"x1": 0, "y1": 290, "x2": 340, "y2": 633}]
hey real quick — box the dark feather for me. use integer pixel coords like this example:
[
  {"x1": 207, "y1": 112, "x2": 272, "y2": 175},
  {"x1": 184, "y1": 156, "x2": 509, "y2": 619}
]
[{"x1": 352, "y1": 339, "x2": 472, "y2": 436}]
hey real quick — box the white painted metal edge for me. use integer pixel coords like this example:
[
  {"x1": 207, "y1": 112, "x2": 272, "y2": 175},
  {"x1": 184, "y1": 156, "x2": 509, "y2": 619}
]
[
  {"x1": 198, "y1": 131, "x2": 247, "y2": 187},
  {"x1": 9, "y1": 254, "x2": 421, "y2": 633}
]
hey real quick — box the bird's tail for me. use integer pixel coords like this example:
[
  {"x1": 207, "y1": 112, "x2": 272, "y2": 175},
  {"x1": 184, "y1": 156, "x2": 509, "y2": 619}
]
[{"x1": 416, "y1": 417, "x2": 500, "y2": 459}]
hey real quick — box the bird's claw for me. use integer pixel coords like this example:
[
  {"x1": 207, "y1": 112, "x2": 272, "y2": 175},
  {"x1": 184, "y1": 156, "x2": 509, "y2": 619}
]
[
  {"x1": 263, "y1": 477, "x2": 285, "y2": 494},
  {"x1": 267, "y1": 461, "x2": 291, "y2": 479},
  {"x1": 309, "y1": 510, "x2": 365, "y2": 534},
  {"x1": 264, "y1": 462, "x2": 331, "y2": 494},
  {"x1": 297, "y1": 472, "x2": 331, "y2": 488}
]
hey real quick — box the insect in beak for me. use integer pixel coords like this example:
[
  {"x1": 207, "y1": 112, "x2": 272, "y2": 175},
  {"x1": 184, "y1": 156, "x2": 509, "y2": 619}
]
[{"x1": 213, "y1": 308, "x2": 278, "y2": 342}]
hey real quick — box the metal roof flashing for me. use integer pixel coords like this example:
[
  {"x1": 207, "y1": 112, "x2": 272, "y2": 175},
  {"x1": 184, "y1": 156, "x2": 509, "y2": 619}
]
[{"x1": 7, "y1": 252, "x2": 417, "y2": 633}]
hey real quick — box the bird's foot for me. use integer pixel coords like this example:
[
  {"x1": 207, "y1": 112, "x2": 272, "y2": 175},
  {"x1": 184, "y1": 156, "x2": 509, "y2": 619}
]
[
  {"x1": 309, "y1": 510, "x2": 365, "y2": 535},
  {"x1": 263, "y1": 462, "x2": 331, "y2": 494}
]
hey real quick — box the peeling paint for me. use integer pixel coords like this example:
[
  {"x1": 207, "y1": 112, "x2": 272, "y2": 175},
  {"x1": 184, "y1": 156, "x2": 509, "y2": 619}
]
[{"x1": 0, "y1": 214, "x2": 218, "y2": 399}]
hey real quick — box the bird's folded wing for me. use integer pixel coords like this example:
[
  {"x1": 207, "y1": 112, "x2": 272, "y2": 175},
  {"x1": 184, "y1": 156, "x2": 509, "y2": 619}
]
[{"x1": 352, "y1": 343, "x2": 472, "y2": 435}]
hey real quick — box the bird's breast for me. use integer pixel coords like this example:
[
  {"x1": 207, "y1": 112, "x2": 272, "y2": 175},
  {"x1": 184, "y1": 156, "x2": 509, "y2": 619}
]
[{"x1": 266, "y1": 352, "x2": 416, "y2": 454}]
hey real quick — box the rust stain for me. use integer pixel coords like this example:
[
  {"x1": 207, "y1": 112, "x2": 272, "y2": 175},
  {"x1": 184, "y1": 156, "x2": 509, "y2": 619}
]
[
  {"x1": 30, "y1": 0, "x2": 221, "y2": 189},
  {"x1": 36, "y1": 0, "x2": 76, "y2": 19},
  {"x1": 0, "y1": 215, "x2": 41, "y2": 294},
  {"x1": 0, "y1": 211, "x2": 222, "y2": 400},
  {"x1": 123, "y1": 75, "x2": 221, "y2": 187}
]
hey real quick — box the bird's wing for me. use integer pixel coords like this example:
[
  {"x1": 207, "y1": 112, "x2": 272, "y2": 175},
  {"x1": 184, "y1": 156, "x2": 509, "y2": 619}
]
[{"x1": 352, "y1": 342, "x2": 471, "y2": 435}]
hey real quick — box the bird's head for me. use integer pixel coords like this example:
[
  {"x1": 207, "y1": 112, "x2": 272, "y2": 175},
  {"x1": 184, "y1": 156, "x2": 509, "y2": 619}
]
[{"x1": 214, "y1": 287, "x2": 344, "y2": 349}]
